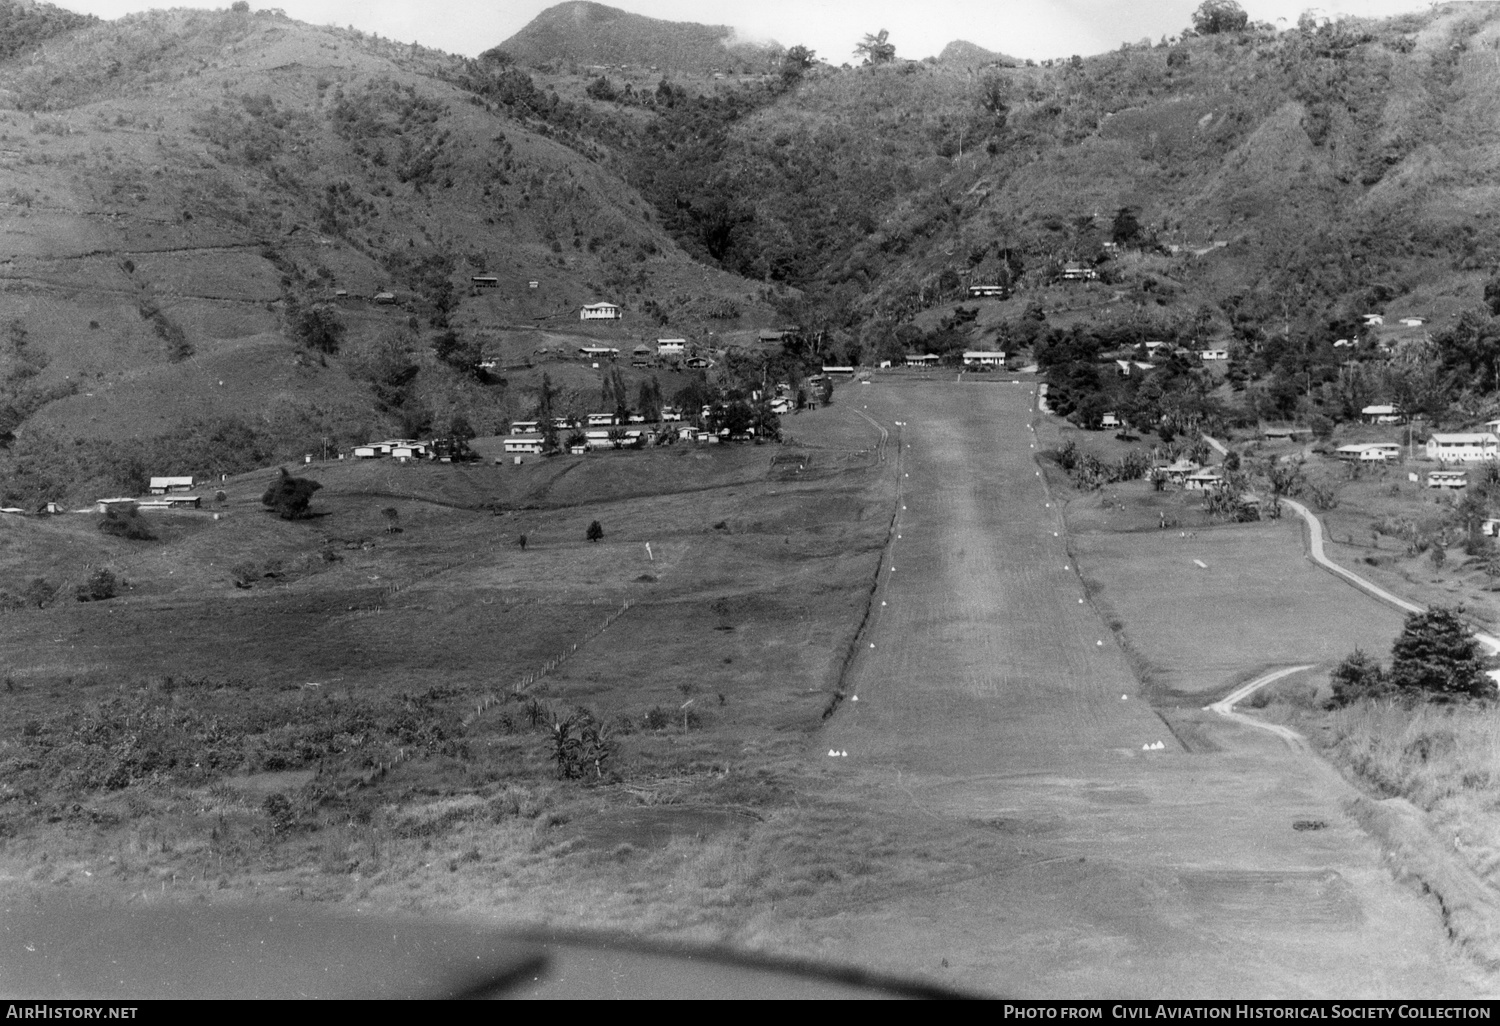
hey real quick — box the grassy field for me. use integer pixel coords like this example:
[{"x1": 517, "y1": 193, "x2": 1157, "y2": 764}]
[{"x1": 0, "y1": 399, "x2": 899, "y2": 943}]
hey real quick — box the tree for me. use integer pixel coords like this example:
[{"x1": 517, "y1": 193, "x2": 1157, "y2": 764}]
[
  {"x1": 586, "y1": 520, "x2": 603, "y2": 543},
  {"x1": 779, "y1": 45, "x2": 816, "y2": 88},
  {"x1": 291, "y1": 303, "x2": 344, "y2": 354},
  {"x1": 261, "y1": 467, "x2": 321, "y2": 520},
  {"x1": 1328, "y1": 649, "x2": 1389, "y2": 706},
  {"x1": 855, "y1": 29, "x2": 896, "y2": 65},
  {"x1": 447, "y1": 414, "x2": 475, "y2": 441},
  {"x1": 978, "y1": 72, "x2": 1009, "y2": 126},
  {"x1": 98, "y1": 505, "x2": 154, "y2": 540},
  {"x1": 536, "y1": 372, "x2": 560, "y2": 453},
  {"x1": 1111, "y1": 207, "x2": 1143, "y2": 247},
  {"x1": 817, "y1": 377, "x2": 834, "y2": 407},
  {"x1": 1485, "y1": 273, "x2": 1500, "y2": 318},
  {"x1": 1191, "y1": 0, "x2": 1248, "y2": 34},
  {"x1": 1388, "y1": 607, "x2": 1494, "y2": 702},
  {"x1": 76, "y1": 568, "x2": 118, "y2": 602}
]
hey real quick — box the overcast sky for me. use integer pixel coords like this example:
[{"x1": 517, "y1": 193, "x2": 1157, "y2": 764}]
[{"x1": 56, "y1": 0, "x2": 1433, "y2": 62}]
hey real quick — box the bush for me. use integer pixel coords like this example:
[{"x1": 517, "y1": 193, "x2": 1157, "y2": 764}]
[
  {"x1": 76, "y1": 568, "x2": 118, "y2": 602},
  {"x1": 98, "y1": 505, "x2": 154, "y2": 541},
  {"x1": 586, "y1": 520, "x2": 603, "y2": 543},
  {"x1": 261, "y1": 468, "x2": 321, "y2": 520},
  {"x1": 1329, "y1": 649, "x2": 1389, "y2": 706}
]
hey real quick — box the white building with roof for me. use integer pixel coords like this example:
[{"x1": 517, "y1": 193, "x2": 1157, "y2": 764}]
[
  {"x1": 580, "y1": 302, "x2": 621, "y2": 321},
  {"x1": 1426, "y1": 433, "x2": 1498, "y2": 463}
]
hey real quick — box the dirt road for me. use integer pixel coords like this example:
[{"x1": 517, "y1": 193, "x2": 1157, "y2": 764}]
[{"x1": 789, "y1": 381, "x2": 1484, "y2": 997}]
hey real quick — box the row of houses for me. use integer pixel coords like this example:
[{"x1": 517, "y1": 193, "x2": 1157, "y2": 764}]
[{"x1": 893, "y1": 351, "x2": 1007, "y2": 368}]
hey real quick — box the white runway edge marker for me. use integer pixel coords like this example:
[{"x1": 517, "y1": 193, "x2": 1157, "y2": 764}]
[
  {"x1": 1194, "y1": 559, "x2": 1208, "y2": 569},
  {"x1": 1097, "y1": 640, "x2": 1104, "y2": 646}
]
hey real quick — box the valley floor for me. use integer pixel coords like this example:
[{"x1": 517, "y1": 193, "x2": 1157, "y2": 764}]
[{"x1": 0, "y1": 381, "x2": 1493, "y2": 997}]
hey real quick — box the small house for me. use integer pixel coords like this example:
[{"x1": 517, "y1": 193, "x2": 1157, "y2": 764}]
[
  {"x1": 757, "y1": 329, "x2": 786, "y2": 343},
  {"x1": 579, "y1": 302, "x2": 621, "y2": 321},
  {"x1": 1363, "y1": 314, "x2": 1384, "y2": 326},
  {"x1": 471, "y1": 276, "x2": 499, "y2": 288},
  {"x1": 587, "y1": 413, "x2": 616, "y2": 427},
  {"x1": 391, "y1": 444, "x2": 427, "y2": 460},
  {"x1": 1362, "y1": 404, "x2": 1403, "y2": 425},
  {"x1": 149, "y1": 476, "x2": 194, "y2": 494},
  {"x1": 510, "y1": 421, "x2": 539, "y2": 435},
  {"x1": 1262, "y1": 426, "x2": 1313, "y2": 440},
  {"x1": 1183, "y1": 469, "x2": 1224, "y2": 491},
  {"x1": 686, "y1": 356, "x2": 712, "y2": 369},
  {"x1": 577, "y1": 345, "x2": 619, "y2": 361},
  {"x1": 1157, "y1": 460, "x2": 1199, "y2": 484},
  {"x1": 353, "y1": 445, "x2": 383, "y2": 459},
  {"x1": 1337, "y1": 444, "x2": 1398, "y2": 463},
  {"x1": 962, "y1": 351, "x2": 1006, "y2": 368},
  {"x1": 373, "y1": 291, "x2": 397, "y2": 305},
  {"x1": 821, "y1": 365, "x2": 855, "y2": 376},
  {"x1": 1426, "y1": 433, "x2": 1498, "y2": 463},
  {"x1": 770, "y1": 397, "x2": 792, "y2": 415},
  {"x1": 904, "y1": 354, "x2": 940, "y2": 367},
  {"x1": 1100, "y1": 412, "x2": 1120, "y2": 428},
  {"x1": 1400, "y1": 317, "x2": 1424, "y2": 328},
  {"x1": 584, "y1": 429, "x2": 614, "y2": 450},
  {"x1": 1198, "y1": 349, "x2": 1229, "y2": 361},
  {"x1": 656, "y1": 339, "x2": 686, "y2": 358},
  {"x1": 503, "y1": 435, "x2": 544, "y2": 455},
  {"x1": 631, "y1": 345, "x2": 654, "y2": 367},
  {"x1": 1428, "y1": 470, "x2": 1468, "y2": 489},
  {"x1": 94, "y1": 497, "x2": 137, "y2": 513},
  {"x1": 569, "y1": 443, "x2": 588, "y2": 455},
  {"x1": 1482, "y1": 518, "x2": 1500, "y2": 538},
  {"x1": 1061, "y1": 263, "x2": 1099, "y2": 281},
  {"x1": 139, "y1": 495, "x2": 201, "y2": 510},
  {"x1": 660, "y1": 407, "x2": 682, "y2": 422},
  {"x1": 967, "y1": 284, "x2": 1007, "y2": 298}
]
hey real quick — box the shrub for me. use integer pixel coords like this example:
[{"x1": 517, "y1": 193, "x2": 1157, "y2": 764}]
[
  {"x1": 98, "y1": 505, "x2": 154, "y2": 540},
  {"x1": 586, "y1": 520, "x2": 603, "y2": 543},
  {"x1": 1329, "y1": 649, "x2": 1389, "y2": 706},
  {"x1": 76, "y1": 568, "x2": 118, "y2": 602},
  {"x1": 261, "y1": 468, "x2": 321, "y2": 520}
]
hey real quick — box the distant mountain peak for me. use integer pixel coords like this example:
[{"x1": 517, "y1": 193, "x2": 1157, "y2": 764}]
[
  {"x1": 491, "y1": 1, "x2": 781, "y2": 74},
  {"x1": 938, "y1": 39, "x2": 1019, "y2": 67}
]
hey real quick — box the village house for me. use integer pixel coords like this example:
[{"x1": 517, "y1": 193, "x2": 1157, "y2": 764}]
[
  {"x1": 1362, "y1": 404, "x2": 1403, "y2": 425},
  {"x1": 757, "y1": 329, "x2": 786, "y2": 343},
  {"x1": 1400, "y1": 317, "x2": 1424, "y2": 328},
  {"x1": 471, "y1": 275, "x2": 498, "y2": 288},
  {"x1": 138, "y1": 495, "x2": 201, "y2": 510},
  {"x1": 656, "y1": 339, "x2": 686, "y2": 358},
  {"x1": 1061, "y1": 263, "x2": 1099, "y2": 281},
  {"x1": 1198, "y1": 349, "x2": 1229, "y2": 361},
  {"x1": 510, "y1": 421, "x2": 539, "y2": 435},
  {"x1": 1115, "y1": 360, "x2": 1155, "y2": 377},
  {"x1": 503, "y1": 435, "x2": 544, "y2": 455},
  {"x1": 631, "y1": 345, "x2": 654, "y2": 367},
  {"x1": 94, "y1": 497, "x2": 138, "y2": 513},
  {"x1": 967, "y1": 284, "x2": 1007, "y2": 298},
  {"x1": 1101, "y1": 412, "x2": 1121, "y2": 428},
  {"x1": 963, "y1": 350, "x2": 1006, "y2": 368},
  {"x1": 391, "y1": 443, "x2": 428, "y2": 460},
  {"x1": 1337, "y1": 443, "x2": 1400, "y2": 462},
  {"x1": 1426, "y1": 433, "x2": 1498, "y2": 463},
  {"x1": 1261, "y1": 426, "x2": 1313, "y2": 441},
  {"x1": 1155, "y1": 459, "x2": 1199, "y2": 484},
  {"x1": 149, "y1": 476, "x2": 194, "y2": 495},
  {"x1": 686, "y1": 356, "x2": 713, "y2": 369},
  {"x1": 1428, "y1": 469, "x2": 1469, "y2": 489},
  {"x1": 579, "y1": 302, "x2": 621, "y2": 321},
  {"x1": 587, "y1": 413, "x2": 617, "y2": 427},
  {"x1": 660, "y1": 406, "x2": 682, "y2": 422},
  {"x1": 584, "y1": 429, "x2": 615, "y2": 450},
  {"x1": 577, "y1": 345, "x2": 619, "y2": 361},
  {"x1": 1363, "y1": 314, "x2": 1384, "y2": 326},
  {"x1": 1184, "y1": 469, "x2": 1225, "y2": 491},
  {"x1": 1483, "y1": 518, "x2": 1500, "y2": 538},
  {"x1": 770, "y1": 397, "x2": 792, "y2": 415},
  {"x1": 373, "y1": 291, "x2": 397, "y2": 305},
  {"x1": 821, "y1": 365, "x2": 856, "y2": 376},
  {"x1": 905, "y1": 353, "x2": 940, "y2": 367}
]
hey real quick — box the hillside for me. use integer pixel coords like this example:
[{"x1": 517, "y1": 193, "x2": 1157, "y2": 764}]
[
  {"x1": 0, "y1": 5, "x2": 778, "y2": 505},
  {"x1": 584, "y1": 3, "x2": 1500, "y2": 365},
  {"x1": 937, "y1": 39, "x2": 1019, "y2": 68},
  {"x1": 488, "y1": 1, "x2": 781, "y2": 75}
]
